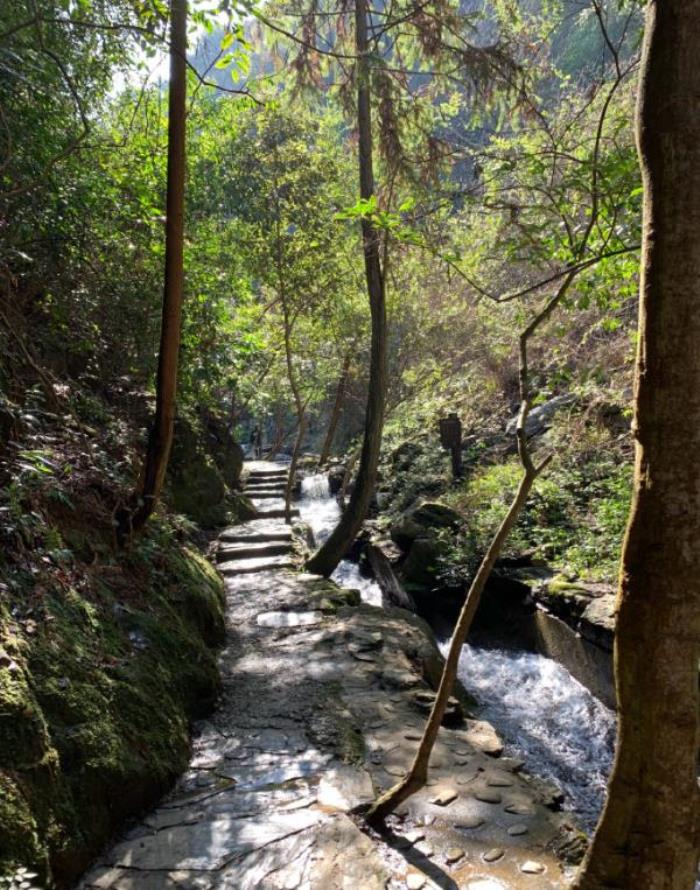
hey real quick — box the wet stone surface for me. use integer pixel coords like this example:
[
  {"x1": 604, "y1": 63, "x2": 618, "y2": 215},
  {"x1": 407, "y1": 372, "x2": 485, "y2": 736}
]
[{"x1": 77, "y1": 462, "x2": 579, "y2": 890}]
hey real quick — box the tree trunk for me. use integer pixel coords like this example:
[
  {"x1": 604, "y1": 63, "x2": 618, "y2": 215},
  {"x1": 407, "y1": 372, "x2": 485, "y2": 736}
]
[
  {"x1": 122, "y1": 0, "x2": 187, "y2": 536},
  {"x1": 285, "y1": 410, "x2": 306, "y2": 522},
  {"x1": 281, "y1": 300, "x2": 305, "y2": 522},
  {"x1": 574, "y1": 3, "x2": 700, "y2": 886},
  {"x1": 318, "y1": 352, "x2": 351, "y2": 467},
  {"x1": 306, "y1": 0, "x2": 387, "y2": 577},
  {"x1": 365, "y1": 460, "x2": 543, "y2": 824}
]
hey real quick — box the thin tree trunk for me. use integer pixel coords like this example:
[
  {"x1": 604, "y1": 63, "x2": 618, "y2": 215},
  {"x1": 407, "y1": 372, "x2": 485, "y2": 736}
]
[
  {"x1": 285, "y1": 410, "x2": 306, "y2": 521},
  {"x1": 122, "y1": 0, "x2": 187, "y2": 537},
  {"x1": 306, "y1": 0, "x2": 387, "y2": 576},
  {"x1": 365, "y1": 267, "x2": 575, "y2": 825},
  {"x1": 574, "y1": 3, "x2": 700, "y2": 886},
  {"x1": 338, "y1": 444, "x2": 360, "y2": 509},
  {"x1": 366, "y1": 426, "x2": 550, "y2": 823},
  {"x1": 318, "y1": 353, "x2": 351, "y2": 467},
  {"x1": 281, "y1": 302, "x2": 305, "y2": 521}
]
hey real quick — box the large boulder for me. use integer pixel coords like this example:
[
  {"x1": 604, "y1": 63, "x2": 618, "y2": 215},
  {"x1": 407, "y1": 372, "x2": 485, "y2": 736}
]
[
  {"x1": 328, "y1": 463, "x2": 346, "y2": 495},
  {"x1": 201, "y1": 413, "x2": 243, "y2": 489},
  {"x1": 168, "y1": 417, "x2": 228, "y2": 528},
  {"x1": 401, "y1": 536, "x2": 443, "y2": 587},
  {"x1": 390, "y1": 501, "x2": 463, "y2": 552},
  {"x1": 390, "y1": 440, "x2": 423, "y2": 472}
]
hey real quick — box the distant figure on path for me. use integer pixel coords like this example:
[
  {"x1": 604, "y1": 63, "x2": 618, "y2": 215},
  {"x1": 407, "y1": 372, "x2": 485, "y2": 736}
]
[{"x1": 250, "y1": 424, "x2": 263, "y2": 459}]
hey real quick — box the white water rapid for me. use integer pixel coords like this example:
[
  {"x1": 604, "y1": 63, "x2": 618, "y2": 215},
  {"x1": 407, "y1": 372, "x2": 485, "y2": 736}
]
[
  {"x1": 442, "y1": 639, "x2": 616, "y2": 831},
  {"x1": 299, "y1": 473, "x2": 383, "y2": 607}
]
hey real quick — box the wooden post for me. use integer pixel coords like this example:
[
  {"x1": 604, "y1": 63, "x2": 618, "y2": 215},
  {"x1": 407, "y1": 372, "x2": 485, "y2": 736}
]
[{"x1": 439, "y1": 413, "x2": 463, "y2": 479}]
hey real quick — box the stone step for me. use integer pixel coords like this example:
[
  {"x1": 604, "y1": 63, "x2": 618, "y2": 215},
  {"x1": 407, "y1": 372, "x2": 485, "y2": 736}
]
[
  {"x1": 220, "y1": 518, "x2": 293, "y2": 539},
  {"x1": 243, "y1": 489, "x2": 288, "y2": 499},
  {"x1": 220, "y1": 528, "x2": 293, "y2": 544},
  {"x1": 217, "y1": 541, "x2": 292, "y2": 561},
  {"x1": 254, "y1": 507, "x2": 300, "y2": 520},
  {"x1": 245, "y1": 479, "x2": 287, "y2": 488},
  {"x1": 219, "y1": 554, "x2": 296, "y2": 575},
  {"x1": 250, "y1": 498, "x2": 292, "y2": 515},
  {"x1": 247, "y1": 468, "x2": 288, "y2": 478}
]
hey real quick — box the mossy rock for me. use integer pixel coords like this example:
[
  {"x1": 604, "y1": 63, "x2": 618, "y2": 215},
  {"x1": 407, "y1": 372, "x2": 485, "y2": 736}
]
[
  {"x1": 390, "y1": 501, "x2": 463, "y2": 551},
  {"x1": 167, "y1": 416, "x2": 228, "y2": 528},
  {"x1": 227, "y1": 492, "x2": 258, "y2": 524},
  {"x1": 202, "y1": 414, "x2": 244, "y2": 488},
  {"x1": 401, "y1": 536, "x2": 442, "y2": 587},
  {"x1": 0, "y1": 530, "x2": 225, "y2": 887}
]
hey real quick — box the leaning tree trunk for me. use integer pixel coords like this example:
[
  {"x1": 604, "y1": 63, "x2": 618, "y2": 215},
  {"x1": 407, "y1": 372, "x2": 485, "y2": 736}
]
[
  {"x1": 574, "y1": 3, "x2": 700, "y2": 886},
  {"x1": 365, "y1": 395, "x2": 550, "y2": 822},
  {"x1": 306, "y1": 0, "x2": 387, "y2": 577},
  {"x1": 123, "y1": 0, "x2": 187, "y2": 536},
  {"x1": 318, "y1": 353, "x2": 351, "y2": 467}
]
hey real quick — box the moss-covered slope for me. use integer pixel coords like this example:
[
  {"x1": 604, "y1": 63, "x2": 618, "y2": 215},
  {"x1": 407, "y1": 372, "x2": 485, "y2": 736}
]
[{"x1": 0, "y1": 530, "x2": 224, "y2": 888}]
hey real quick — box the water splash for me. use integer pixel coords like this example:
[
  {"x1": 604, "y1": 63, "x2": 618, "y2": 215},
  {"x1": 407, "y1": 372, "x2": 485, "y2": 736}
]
[
  {"x1": 441, "y1": 639, "x2": 616, "y2": 830},
  {"x1": 299, "y1": 474, "x2": 383, "y2": 607}
]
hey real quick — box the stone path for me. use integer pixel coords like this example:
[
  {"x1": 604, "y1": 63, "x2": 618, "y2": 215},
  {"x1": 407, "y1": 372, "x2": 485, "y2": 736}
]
[{"x1": 78, "y1": 462, "x2": 582, "y2": 890}]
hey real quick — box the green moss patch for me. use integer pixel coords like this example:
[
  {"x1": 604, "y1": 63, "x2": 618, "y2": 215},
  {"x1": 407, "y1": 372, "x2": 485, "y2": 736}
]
[{"x1": 0, "y1": 520, "x2": 224, "y2": 888}]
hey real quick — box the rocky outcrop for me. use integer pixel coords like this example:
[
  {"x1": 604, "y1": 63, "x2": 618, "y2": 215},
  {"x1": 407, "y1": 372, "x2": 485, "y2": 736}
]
[
  {"x1": 388, "y1": 501, "x2": 464, "y2": 599},
  {"x1": 501, "y1": 571, "x2": 617, "y2": 707},
  {"x1": 390, "y1": 501, "x2": 463, "y2": 551},
  {"x1": 365, "y1": 539, "x2": 415, "y2": 611},
  {"x1": 168, "y1": 415, "x2": 246, "y2": 528},
  {"x1": 0, "y1": 544, "x2": 224, "y2": 887},
  {"x1": 168, "y1": 418, "x2": 228, "y2": 527}
]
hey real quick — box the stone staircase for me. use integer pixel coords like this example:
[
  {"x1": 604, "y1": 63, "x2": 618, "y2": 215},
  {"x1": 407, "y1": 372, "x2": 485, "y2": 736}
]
[
  {"x1": 216, "y1": 462, "x2": 298, "y2": 576},
  {"x1": 243, "y1": 462, "x2": 300, "y2": 520}
]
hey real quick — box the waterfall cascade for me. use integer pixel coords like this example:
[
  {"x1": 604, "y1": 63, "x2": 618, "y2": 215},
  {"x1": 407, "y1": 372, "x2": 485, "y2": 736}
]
[{"x1": 299, "y1": 474, "x2": 383, "y2": 607}]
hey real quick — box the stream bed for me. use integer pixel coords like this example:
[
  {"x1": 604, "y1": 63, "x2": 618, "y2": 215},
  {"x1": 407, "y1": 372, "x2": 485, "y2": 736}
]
[
  {"x1": 441, "y1": 639, "x2": 616, "y2": 831},
  {"x1": 299, "y1": 472, "x2": 616, "y2": 833}
]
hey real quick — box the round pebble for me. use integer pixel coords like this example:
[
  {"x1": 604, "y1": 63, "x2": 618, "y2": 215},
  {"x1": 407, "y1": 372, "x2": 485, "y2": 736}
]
[
  {"x1": 474, "y1": 790, "x2": 502, "y2": 804},
  {"x1": 505, "y1": 803, "x2": 535, "y2": 816},
  {"x1": 456, "y1": 816, "x2": 484, "y2": 830},
  {"x1": 483, "y1": 848, "x2": 504, "y2": 863},
  {"x1": 507, "y1": 824, "x2": 529, "y2": 836},
  {"x1": 520, "y1": 860, "x2": 545, "y2": 875},
  {"x1": 405, "y1": 830, "x2": 425, "y2": 844},
  {"x1": 487, "y1": 776, "x2": 514, "y2": 787},
  {"x1": 446, "y1": 847, "x2": 464, "y2": 864}
]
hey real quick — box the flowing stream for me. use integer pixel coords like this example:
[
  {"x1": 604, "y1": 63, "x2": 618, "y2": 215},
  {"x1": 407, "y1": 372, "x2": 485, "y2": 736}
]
[
  {"x1": 440, "y1": 639, "x2": 616, "y2": 831},
  {"x1": 299, "y1": 472, "x2": 617, "y2": 833},
  {"x1": 299, "y1": 474, "x2": 383, "y2": 607}
]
